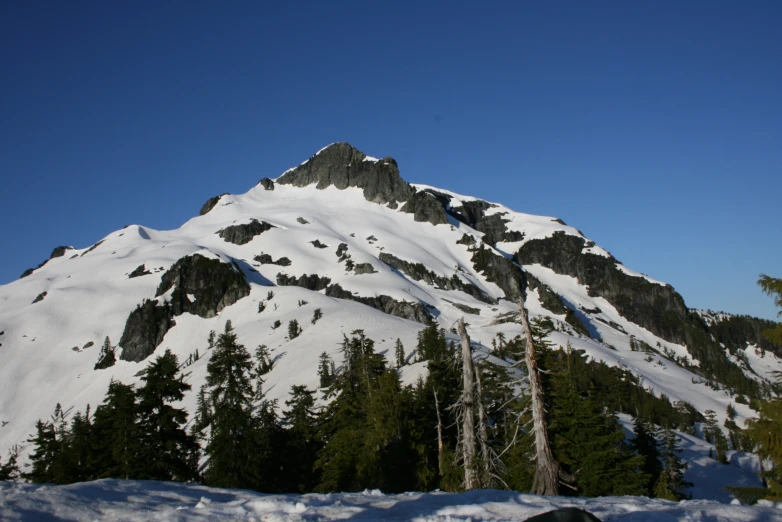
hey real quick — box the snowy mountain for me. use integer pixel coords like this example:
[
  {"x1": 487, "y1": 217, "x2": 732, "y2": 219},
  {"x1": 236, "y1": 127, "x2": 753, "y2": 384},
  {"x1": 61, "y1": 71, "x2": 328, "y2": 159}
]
[{"x1": 1, "y1": 142, "x2": 779, "y2": 491}]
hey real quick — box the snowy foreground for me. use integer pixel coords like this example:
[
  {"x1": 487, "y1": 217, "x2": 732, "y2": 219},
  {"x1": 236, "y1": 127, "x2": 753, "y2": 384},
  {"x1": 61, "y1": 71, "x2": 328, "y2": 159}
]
[{"x1": 1, "y1": 480, "x2": 781, "y2": 522}]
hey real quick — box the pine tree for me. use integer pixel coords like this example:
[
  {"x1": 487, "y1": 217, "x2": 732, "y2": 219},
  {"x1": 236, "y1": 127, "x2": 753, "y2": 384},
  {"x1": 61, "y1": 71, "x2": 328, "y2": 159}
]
[
  {"x1": 91, "y1": 380, "x2": 140, "y2": 479},
  {"x1": 203, "y1": 322, "x2": 262, "y2": 489},
  {"x1": 24, "y1": 419, "x2": 57, "y2": 483},
  {"x1": 654, "y1": 427, "x2": 692, "y2": 500},
  {"x1": 548, "y1": 348, "x2": 648, "y2": 497},
  {"x1": 318, "y1": 352, "x2": 334, "y2": 388},
  {"x1": 135, "y1": 349, "x2": 199, "y2": 482},
  {"x1": 0, "y1": 446, "x2": 19, "y2": 480},
  {"x1": 758, "y1": 274, "x2": 782, "y2": 345},
  {"x1": 312, "y1": 308, "x2": 323, "y2": 324},
  {"x1": 631, "y1": 417, "x2": 663, "y2": 496},
  {"x1": 288, "y1": 319, "x2": 302, "y2": 339},
  {"x1": 69, "y1": 408, "x2": 95, "y2": 482},
  {"x1": 395, "y1": 338, "x2": 405, "y2": 367},
  {"x1": 253, "y1": 344, "x2": 273, "y2": 399},
  {"x1": 281, "y1": 385, "x2": 321, "y2": 492},
  {"x1": 193, "y1": 385, "x2": 212, "y2": 436},
  {"x1": 94, "y1": 335, "x2": 116, "y2": 370}
]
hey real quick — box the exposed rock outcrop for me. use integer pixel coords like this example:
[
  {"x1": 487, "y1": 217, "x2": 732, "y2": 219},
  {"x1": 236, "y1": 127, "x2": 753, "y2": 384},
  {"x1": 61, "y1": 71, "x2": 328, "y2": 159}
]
[
  {"x1": 259, "y1": 178, "x2": 275, "y2": 191},
  {"x1": 217, "y1": 219, "x2": 275, "y2": 245},
  {"x1": 119, "y1": 300, "x2": 176, "y2": 363},
  {"x1": 379, "y1": 252, "x2": 495, "y2": 304},
  {"x1": 353, "y1": 263, "x2": 377, "y2": 275},
  {"x1": 254, "y1": 254, "x2": 291, "y2": 267},
  {"x1": 119, "y1": 255, "x2": 250, "y2": 363},
  {"x1": 32, "y1": 291, "x2": 47, "y2": 304},
  {"x1": 128, "y1": 264, "x2": 152, "y2": 278},
  {"x1": 276, "y1": 273, "x2": 332, "y2": 291},
  {"x1": 325, "y1": 283, "x2": 430, "y2": 323},
  {"x1": 399, "y1": 191, "x2": 450, "y2": 225},
  {"x1": 20, "y1": 246, "x2": 74, "y2": 278},
  {"x1": 156, "y1": 255, "x2": 251, "y2": 318},
  {"x1": 470, "y1": 244, "x2": 526, "y2": 303},
  {"x1": 277, "y1": 142, "x2": 414, "y2": 205},
  {"x1": 526, "y1": 273, "x2": 567, "y2": 315},
  {"x1": 200, "y1": 193, "x2": 228, "y2": 216}
]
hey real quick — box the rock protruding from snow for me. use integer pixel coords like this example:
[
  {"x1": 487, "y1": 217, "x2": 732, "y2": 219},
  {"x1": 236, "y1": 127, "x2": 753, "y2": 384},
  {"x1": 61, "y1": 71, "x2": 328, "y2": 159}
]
[
  {"x1": 399, "y1": 191, "x2": 450, "y2": 225},
  {"x1": 199, "y1": 193, "x2": 228, "y2": 216},
  {"x1": 325, "y1": 284, "x2": 430, "y2": 323},
  {"x1": 259, "y1": 177, "x2": 275, "y2": 191},
  {"x1": 277, "y1": 142, "x2": 414, "y2": 205},
  {"x1": 156, "y1": 255, "x2": 251, "y2": 318},
  {"x1": 216, "y1": 219, "x2": 275, "y2": 245},
  {"x1": 119, "y1": 300, "x2": 176, "y2": 363}
]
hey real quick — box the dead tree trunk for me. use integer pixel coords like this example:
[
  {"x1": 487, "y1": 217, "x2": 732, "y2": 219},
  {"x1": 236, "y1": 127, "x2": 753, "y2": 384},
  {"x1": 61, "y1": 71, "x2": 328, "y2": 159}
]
[
  {"x1": 474, "y1": 362, "x2": 492, "y2": 486},
  {"x1": 519, "y1": 299, "x2": 561, "y2": 496},
  {"x1": 434, "y1": 389, "x2": 444, "y2": 477},
  {"x1": 457, "y1": 317, "x2": 477, "y2": 491}
]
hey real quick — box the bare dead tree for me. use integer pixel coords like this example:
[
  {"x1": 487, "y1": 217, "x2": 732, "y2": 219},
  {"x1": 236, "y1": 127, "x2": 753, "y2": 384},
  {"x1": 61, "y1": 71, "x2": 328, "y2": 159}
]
[
  {"x1": 434, "y1": 389, "x2": 444, "y2": 477},
  {"x1": 456, "y1": 317, "x2": 478, "y2": 490},
  {"x1": 519, "y1": 298, "x2": 572, "y2": 495}
]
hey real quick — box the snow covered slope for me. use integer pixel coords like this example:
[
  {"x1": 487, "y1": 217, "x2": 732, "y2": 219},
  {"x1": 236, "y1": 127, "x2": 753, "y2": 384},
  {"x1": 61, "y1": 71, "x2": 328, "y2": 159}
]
[{"x1": 0, "y1": 143, "x2": 779, "y2": 495}]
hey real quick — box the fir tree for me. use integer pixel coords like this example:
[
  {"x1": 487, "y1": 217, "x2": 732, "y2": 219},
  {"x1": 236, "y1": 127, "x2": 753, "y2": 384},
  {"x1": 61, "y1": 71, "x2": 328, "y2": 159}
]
[
  {"x1": 135, "y1": 349, "x2": 199, "y2": 482},
  {"x1": 68, "y1": 408, "x2": 95, "y2": 482},
  {"x1": 253, "y1": 344, "x2": 273, "y2": 399},
  {"x1": 395, "y1": 338, "x2": 405, "y2": 367},
  {"x1": 24, "y1": 419, "x2": 57, "y2": 483},
  {"x1": 91, "y1": 380, "x2": 140, "y2": 479},
  {"x1": 548, "y1": 348, "x2": 648, "y2": 497},
  {"x1": 288, "y1": 319, "x2": 302, "y2": 339},
  {"x1": 281, "y1": 385, "x2": 321, "y2": 492},
  {"x1": 631, "y1": 417, "x2": 663, "y2": 496},
  {"x1": 312, "y1": 308, "x2": 323, "y2": 324},
  {"x1": 193, "y1": 385, "x2": 212, "y2": 436},
  {"x1": 758, "y1": 274, "x2": 782, "y2": 345},
  {"x1": 0, "y1": 446, "x2": 19, "y2": 481},
  {"x1": 654, "y1": 427, "x2": 692, "y2": 500},
  {"x1": 94, "y1": 335, "x2": 116, "y2": 370},
  {"x1": 318, "y1": 352, "x2": 334, "y2": 388},
  {"x1": 203, "y1": 322, "x2": 262, "y2": 489}
]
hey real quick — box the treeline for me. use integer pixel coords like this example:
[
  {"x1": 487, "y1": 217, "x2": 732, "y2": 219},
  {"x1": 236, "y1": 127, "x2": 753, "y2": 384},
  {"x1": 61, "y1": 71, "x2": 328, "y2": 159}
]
[{"x1": 4, "y1": 319, "x2": 706, "y2": 498}]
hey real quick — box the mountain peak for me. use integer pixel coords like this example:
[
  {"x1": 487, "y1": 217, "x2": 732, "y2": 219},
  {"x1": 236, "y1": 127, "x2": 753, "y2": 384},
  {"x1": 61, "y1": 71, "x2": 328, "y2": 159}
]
[{"x1": 277, "y1": 143, "x2": 412, "y2": 205}]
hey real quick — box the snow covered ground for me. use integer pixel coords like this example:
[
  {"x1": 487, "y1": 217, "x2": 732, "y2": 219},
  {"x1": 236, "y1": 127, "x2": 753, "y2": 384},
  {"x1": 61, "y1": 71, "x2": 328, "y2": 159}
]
[{"x1": 1, "y1": 479, "x2": 780, "y2": 521}]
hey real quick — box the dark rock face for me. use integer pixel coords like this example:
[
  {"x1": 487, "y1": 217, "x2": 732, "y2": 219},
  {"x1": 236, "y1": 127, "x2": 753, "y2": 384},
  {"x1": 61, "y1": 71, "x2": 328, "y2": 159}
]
[
  {"x1": 32, "y1": 291, "x2": 47, "y2": 304},
  {"x1": 422, "y1": 190, "x2": 525, "y2": 244},
  {"x1": 515, "y1": 231, "x2": 761, "y2": 396},
  {"x1": 297, "y1": 217, "x2": 309, "y2": 224},
  {"x1": 276, "y1": 273, "x2": 332, "y2": 291},
  {"x1": 50, "y1": 246, "x2": 72, "y2": 259},
  {"x1": 119, "y1": 255, "x2": 250, "y2": 363},
  {"x1": 128, "y1": 264, "x2": 152, "y2": 278},
  {"x1": 325, "y1": 284, "x2": 430, "y2": 323},
  {"x1": 516, "y1": 232, "x2": 689, "y2": 344},
  {"x1": 82, "y1": 240, "x2": 105, "y2": 256},
  {"x1": 353, "y1": 263, "x2": 377, "y2": 275},
  {"x1": 379, "y1": 252, "x2": 495, "y2": 304},
  {"x1": 254, "y1": 254, "x2": 291, "y2": 267},
  {"x1": 217, "y1": 219, "x2": 275, "y2": 245},
  {"x1": 470, "y1": 244, "x2": 526, "y2": 303},
  {"x1": 20, "y1": 268, "x2": 35, "y2": 279},
  {"x1": 527, "y1": 274, "x2": 567, "y2": 315},
  {"x1": 277, "y1": 142, "x2": 415, "y2": 205},
  {"x1": 336, "y1": 243, "x2": 349, "y2": 259},
  {"x1": 200, "y1": 194, "x2": 228, "y2": 216},
  {"x1": 156, "y1": 255, "x2": 251, "y2": 318},
  {"x1": 310, "y1": 240, "x2": 328, "y2": 249},
  {"x1": 399, "y1": 191, "x2": 450, "y2": 225},
  {"x1": 119, "y1": 300, "x2": 176, "y2": 362},
  {"x1": 259, "y1": 178, "x2": 275, "y2": 191}
]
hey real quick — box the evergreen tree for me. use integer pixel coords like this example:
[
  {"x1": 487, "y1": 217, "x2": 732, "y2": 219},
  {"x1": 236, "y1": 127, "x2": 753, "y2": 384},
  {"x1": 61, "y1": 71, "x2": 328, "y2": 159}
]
[
  {"x1": 193, "y1": 385, "x2": 212, "y2": 436},
  {"x1": 203, "y1": 321, "x2": 262, "y2": 489},
  {"x1": 745, "y1": 398, "x2": 782, "y2": 499},
  {"x1": 318, "y1": 352, "x2": 334, "y2": 388},
  {"x1": 547, "y1": 348, "x2": 648, "y2": 497},
  {"x1": 654, "y1": 427, "x2": 692, "y2": 500},
  {"x1": 24, "y1": 419, "x2": 57, "y2": 483},
  {"x1": 288, "y1": 319, "x2": 302, "y2": 339},
  {"x1": 281, "y1": 385, "x2": 322, "y2": 492},
  {"x1": 0, "y1": 446, "x2": 19, "y2": 481},
  {"x1": 135, "y1": 349, "x2": 199, "y2": 482},
  {"x1": 94, "y1": 335, "x2": 116, "y2": 370},
  {"x1": 91, "y1": 380, "x2": 140, "y2": 479},
  {"x1": 395, "y1": 338, "x2": 405, "y2": 367},
  {"x1": 253, "y1": 344, "x2": 273, "y2": 399},
  {"x1": 312, "y1": 308, "x2": 323, "y2": 324},
  {"x1": 631, "y1": 417, "x2": 663, "y2": 496},
  {"x1": 68, "y1": 408, "x2": 95, "y2": 482}
]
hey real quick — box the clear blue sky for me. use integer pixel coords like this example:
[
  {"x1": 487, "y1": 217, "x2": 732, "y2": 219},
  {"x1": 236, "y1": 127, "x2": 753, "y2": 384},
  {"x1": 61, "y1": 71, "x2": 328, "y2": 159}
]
[{"x1": 1, "y1": 1, "x2": 780, "y2": 320}]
